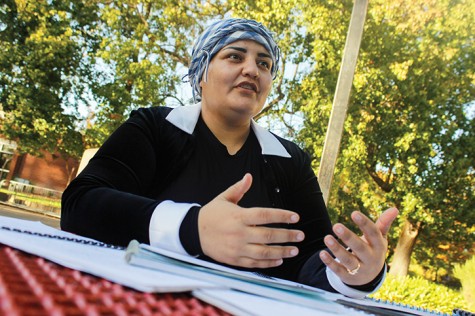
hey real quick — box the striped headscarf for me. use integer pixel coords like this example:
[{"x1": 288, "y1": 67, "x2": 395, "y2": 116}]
[{"x1": 187, "y1": 18, "x2": 280, "y2": 103}]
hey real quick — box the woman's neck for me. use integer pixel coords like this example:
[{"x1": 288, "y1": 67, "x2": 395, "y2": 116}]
[{"x1": 201, "y1": 109, "x2": 251, "y2": 155}]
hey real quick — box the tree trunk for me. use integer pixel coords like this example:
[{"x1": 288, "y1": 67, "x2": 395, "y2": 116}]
[
  {"x1": 4, "y1": 152, "x2": 21, "y2": 187},
  {"x1": 388, "y1": 219, "x2": 422, "y2": 277}
]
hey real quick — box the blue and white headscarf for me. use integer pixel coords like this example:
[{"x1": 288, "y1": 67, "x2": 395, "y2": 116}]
[{"x1": 188, "y1": 18, "x2": 281, "y2": 103}]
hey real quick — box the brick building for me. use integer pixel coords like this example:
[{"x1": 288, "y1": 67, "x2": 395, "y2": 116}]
[{"x1": 0, "y1": 138, "x2": 79, "y2": 192}]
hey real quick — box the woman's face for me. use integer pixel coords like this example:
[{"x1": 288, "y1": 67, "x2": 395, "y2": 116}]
[{"x1": 200, "y1": 40, "x2": 273, "y2": 122}]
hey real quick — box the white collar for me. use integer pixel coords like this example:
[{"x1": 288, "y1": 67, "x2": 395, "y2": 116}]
[{"x1": 166, "y1": 103, "x2": 291, "y2": 158}]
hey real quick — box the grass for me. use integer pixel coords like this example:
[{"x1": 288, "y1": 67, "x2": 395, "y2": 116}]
[
  {"x1": 0, "y1": 188, "x2": 61, "y2": 209},
  {"x1": 370, "y1": 274, "x2": 471, "y2": 314}
]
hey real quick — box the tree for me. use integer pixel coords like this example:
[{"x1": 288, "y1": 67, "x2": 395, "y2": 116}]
[
  {"x1": 83, "y1": 0, "x2": 233, "y2": 147},
  {"x1": 0, "y1": 0, "x2": 101, "y2": 164},
  {"x1": 84, "y1": 0, "x2": 313, "y2": 146},
  {"x1": 297, "y1": 0, "x2": 475, "y2": 278}
]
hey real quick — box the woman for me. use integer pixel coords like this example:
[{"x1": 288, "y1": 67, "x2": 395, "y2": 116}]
[{"x1": 61, "y1": 18, "x2": 398, "y2": 298}]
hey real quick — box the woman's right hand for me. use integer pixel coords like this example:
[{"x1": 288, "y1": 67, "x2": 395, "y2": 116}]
[{"x1": 198, "y1": 173, "x2": 305, "y2": 268}]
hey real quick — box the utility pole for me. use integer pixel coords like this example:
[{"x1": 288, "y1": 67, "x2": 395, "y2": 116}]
[{"x1": 318, "y1": 0, "x2": 369, "y2": 205}]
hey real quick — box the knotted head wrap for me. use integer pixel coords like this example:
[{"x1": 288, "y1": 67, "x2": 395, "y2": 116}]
[{"x1": 188, "y1": 18, "x2": 281, "y2": 103}]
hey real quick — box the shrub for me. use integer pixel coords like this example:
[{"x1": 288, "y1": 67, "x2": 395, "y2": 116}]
[
  {"x1": 369, "y1": 274, "x2": 470, "y2": 314},
  {"x1": 453, "y1": 256, "x2": 475, "y2": 311}
]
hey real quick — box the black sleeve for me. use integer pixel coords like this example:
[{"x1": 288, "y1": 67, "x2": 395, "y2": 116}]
[
  {"x1": 269, "y1": 141, "x2": 383, "y2": 293},
  {"x1": 60, "y1": 107, "x2": 180, "y2": 247},
  {"x1": 179, "y1": 206, "x2": 203, "y2": 256},
  {"x1": 261, "y1": 145, "x2": 334, "y2": 286},
  {"x1": 287, "y1": 150, "x2": 335, "y2": 288}
]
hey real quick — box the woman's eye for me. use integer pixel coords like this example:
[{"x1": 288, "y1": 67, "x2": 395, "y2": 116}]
[
  {"x1": 258, "y1": 61, "x2": 270, "y2": 70},
  {"x1": 228, "y1": 54, "x2": 241, "y2": 61}
]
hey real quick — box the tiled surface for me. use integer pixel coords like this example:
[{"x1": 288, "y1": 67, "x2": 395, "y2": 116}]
[{"x1": 0, "y1": 244, "x2": 229, "y2": 315}]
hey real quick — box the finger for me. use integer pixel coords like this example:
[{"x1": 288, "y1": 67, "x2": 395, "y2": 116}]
[
  {"x1": 245, "y1": 243, "x2": 299, "y2": 260},
  {"x1": 323, "y1": 235, "x2": 361, "y2": 269},
  {"x1": 248, "y1": 226, "x2": 305, "y2": 244},
  {"x1": 233, "y1": 244, "x2": 298, "y2": 268},
  {"x1": 349, "y1": 211, "x2": 385, "y2": 249},
  {"x1": 332, "y1": 222, "x2": 369, "y2": 255},
  {"x1": 375, "y1": 208, "x2": 399, "y2": 238},
  {"x1": 241, "y1": 208, "x2": 300, "y2": 226},
  {"x1": 220, "y1": 173, "x2": 253, "y2": 204},
  {"x1": 319, "y1": 250, "x2": 351, "y2": 277},
  {"x1": 235, "y1": 257, "x2": 284, "y2": 269}
]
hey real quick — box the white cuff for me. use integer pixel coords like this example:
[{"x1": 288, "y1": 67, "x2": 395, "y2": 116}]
[
  {"x1": 325, "y1": 264, "x2": 387, "y2": 299},
  {"x1": 149, "y1": 200, "x2": 200, "y2": 255}
]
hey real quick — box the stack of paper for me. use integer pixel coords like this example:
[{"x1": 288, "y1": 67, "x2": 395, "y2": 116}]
[{"x1": 0, "y1": 215, "x2": 216, "y2": 292}]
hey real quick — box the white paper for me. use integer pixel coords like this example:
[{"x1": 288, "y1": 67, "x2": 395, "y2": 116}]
[
  {"x1": 127, "y1": 242, "x2": 353, "y2": 314},
  {"x1": 138, "y1": 243, "x2": 330, "y2": 293},
  {"x1": 0, "y1": 215, "x2": 217, "y2": 292},
  {"x1": 129, "y1": 240, "x2": 439, "y2": 315},
  {"x1": 193, "y1": 288, "x2": 369, "y2": 316}
]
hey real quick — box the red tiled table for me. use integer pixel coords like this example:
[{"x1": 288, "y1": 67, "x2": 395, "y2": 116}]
[{"x1": 0, "y1": 244, "x2": 230, "y2": 315}]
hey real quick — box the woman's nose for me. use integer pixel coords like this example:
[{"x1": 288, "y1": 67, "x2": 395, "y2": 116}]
[{"x1": 242, "y1": 60, "x2": 259, "y2": 79}]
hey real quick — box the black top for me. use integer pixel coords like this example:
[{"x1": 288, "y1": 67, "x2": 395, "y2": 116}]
[
  {"x1": 61, "y1": 106, "x2": 382, "y2": 293},
  {"x1": 156, "y1": 116, "x2": 269, "y2": 207}
]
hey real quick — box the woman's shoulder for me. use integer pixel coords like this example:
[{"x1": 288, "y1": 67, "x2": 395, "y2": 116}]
[
  {"x1": 127, "y1": 106, "x2": 191, "y2": 140},
  {"x1": 130, "y1": 106, "x2": 174, "y2": 121},
  {"x1": 263, "y1": 133, "x2": 316, "y2": 188},
  {"x1": 271, "y1": 132, "x2": 309, "y2": 158}
]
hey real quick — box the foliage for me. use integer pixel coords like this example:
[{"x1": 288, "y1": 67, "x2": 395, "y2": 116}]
[
  {"x1": 83, "y1": 0, "x2": 233, "y2": 147},
  {"x1": 295, "y1": 0, "x2": 475, "y2": 275},
  {"x1": 0, "y1": 0, "x2": 100, "y2": 159},
  {"x1": 453, "y1": 256, "x2": 475, "y2": 311},
  {"x1": 370, "y1": 275, "x2": 470, "y2": 314}
]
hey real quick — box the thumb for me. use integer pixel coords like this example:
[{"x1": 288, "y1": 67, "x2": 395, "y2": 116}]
[
  {"x1": 219, "y1": 173, "x2": 253, "y2": 204},
  {"x1": 376, "y1": 207, "x2": 399, "y2": 238}
]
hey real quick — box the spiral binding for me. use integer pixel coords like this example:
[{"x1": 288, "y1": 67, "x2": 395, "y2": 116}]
[
  {"x1": 369, "y1": 297, "x2": 447, "y2": 315},
  {"x1": 452, "y1": 309, "x2": 475, "y2": 316},
  {"x1": 367, "y1": 297, "x2": 475, "y2": 316},
  {"x1": 0, "y1": 226, "x2": 125, "y2": 250}
]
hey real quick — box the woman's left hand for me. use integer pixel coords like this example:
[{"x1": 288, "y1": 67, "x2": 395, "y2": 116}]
[{"x1": 319, "y1": 208, "x2": 399, "y2": 286}]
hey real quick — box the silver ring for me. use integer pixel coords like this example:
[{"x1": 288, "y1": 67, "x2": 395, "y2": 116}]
[{"x1": 347, "y1": 261, "x2": 361, "y2": 275}]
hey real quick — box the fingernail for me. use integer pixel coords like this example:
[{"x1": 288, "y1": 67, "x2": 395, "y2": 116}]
[
  {"x1": 290, "y1": 215, "x2": 299, "y2": 223},
  {"x1": 354, "y1": 213, "x2": 363, "y2": 223},
  {"x1": 296, "y1": 233, "x2": 304, "y2": 241},
  {"x1": 335, "y1": 225, "x2": 344, "y2": 235},
  {"x1": 275, "y1": 259, "x2": 283, "y2": 266},
  {"x1": 326, "y1": 238, "x2": 335, "y2": 246},
  {"x1": 290, "y1": 248, "x2": 298, "y2": 256}
]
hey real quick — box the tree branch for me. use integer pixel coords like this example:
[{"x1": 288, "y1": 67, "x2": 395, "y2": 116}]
[
  {"x1": 255, "y1": 55, "x2": 288, "y2": 120},
  {"x1": 157, "y1": 46, "x2": 190, "y2": 67},
  {"x1": 365, "y1": 164, "x2": 394, "y2": 192}
]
